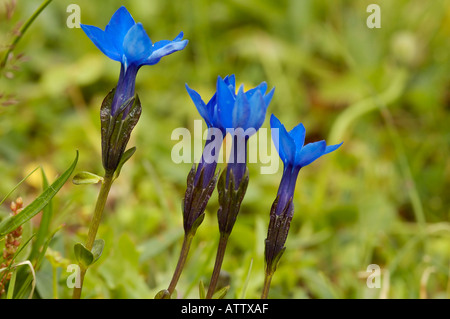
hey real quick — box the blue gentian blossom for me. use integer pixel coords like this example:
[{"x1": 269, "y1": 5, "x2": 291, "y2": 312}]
[
  {"x1": 81, "y1": 6, "x2": 188, "y2": 116},
  {"x1": 216, "y1": 75, "x2": 274, "y2": 135},
  {"x1": 216, "y1": 75, "x2": 275, "y2": 188},
  {"x1": 185, "y1": 75, "x2": 235, "y2": 187},
  {"x1": 270, "y1": 114, "x2": 343, "y2": 216},
  {"x1": 186, "y1": 75, "x2": 236, "y2": 134},
  {"x1": 186, "y1": 75, "x2": 275, "y2": 188}
]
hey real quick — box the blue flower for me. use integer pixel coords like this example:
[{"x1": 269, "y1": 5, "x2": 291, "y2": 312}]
[
  {"x1": 186, "y1": 75, "x2": 274, "y2": 188},
  {"x1": 185, "y1": 75, "x2": 234, "y2": 188},
  {"x1": 186, "y1": 75, "x2": 275, "y2": 134},
  {"x1": 217, "y1": 75, "x2": 275, "y2": 135},
  {"x1": 81, "y1": 6, "x2": 188, "y2": 116},
  {"x1": 216, "y1": 75, "x2": 275, "y2": 188},
  {"x1": 185, "y1": 75, "x2": 236, "y2": 133},
  {"x1": 270, "y1": 114, "x2": 343, "y2": 216}
]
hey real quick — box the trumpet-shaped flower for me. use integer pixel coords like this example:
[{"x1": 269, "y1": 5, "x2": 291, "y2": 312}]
[
  {"x1": 81, "y1": 6, "x2": 188, "y2": 116},
  {"x1": 185, "y1": 75, "x2": 235, "y2": 189},
  {"x1": 263, "y1": 114, "x2": 342, "y2": 281},
  {"x1": 270, "y1": 114, "x2": 343, "y2": 216},
  {"x1": 186, "y1": 75, "x2": 275, "y2": 187},
  {"x1": 216, "y1": 76, "x2": 275, "y2": 135},
  {"x1": 185, "y1": 75, "x2": 235, "y2": 134},
  {"x1": 216, "y1": 75, "x2": 275, "y2": 188}
]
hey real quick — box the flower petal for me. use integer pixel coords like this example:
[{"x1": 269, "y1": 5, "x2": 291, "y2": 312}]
[
  {"x1": 245, "y1": 82, "x2": 268, "y2": 99},
  {"x1": 290, "y1": 123, "x2": 306, "y2": 163},
  {"x1": 233, "y1": 86, "x2": 251, "y2": 128},
  {"x1": 173, "y1": 31, "x2": 185, "y2": 42},
  {"x1": 145, "y1": 38, "x2": 188, "y2": 65},
  {"x1": 246, "y1": 89, "x2": 268, "y2": 131},
  {"x1": 270, "y1": 114, "x2": 296, "y2": 164},
  {"x1": 290, "y1": 123, "x2": 306, "y2": 147},
  {"x1": 80, "y1": 24, "x2": 121, "y2": 61},
  {"x1": 104, "y1": 6, "x2": 136, "y2": 54},
  {"x1": 123, "y1": 23, "x2": 152, "y2": 66},
  {"x1": 324, "y1": 142, "x2": 343, "y2": 154},
  {"x1": 223, "y1": 74, "x2": 236, "y2": 92},
  {"x1": 217, "y1": 76, "x2": 236, "y2": 131},
  {"x1": 263, "y1": 87, "x2": 275, "y2": 108},
  {"x1": 296, "y1": 140, "x2": 327, "y2": 167},
  {"x1": 185, "y1": 84, "x2": 212, "y2": 127}
]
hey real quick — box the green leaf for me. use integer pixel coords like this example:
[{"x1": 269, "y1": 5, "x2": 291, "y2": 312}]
[
  {"x1": 72, "y1": 171, "x2": 103, "y2": 185},
  {"x1": 240, "y1": 258, "x2": 253, "y2": 298},
  {"x1": 199, "y1": 280, "x2": 206, "y2": 299},
  {"x1": 74, "y1": 239, "x2": 105, "y2": 269},
  {"x1": 113, "y1": 146, "x2": 136, "y2": 180},
  {"x1": 28, "y1": 167, "x2": 53, "y2": 262},
  {"x1": 0, "y1": 151, "x2": 78, "y2": 237},
  {"x1": 13, "y1": 225, "x2": 64, "y2": 299},
  {"x1": 74, "y1": 243, "x2": 93, "y2": 269},
  {"x1": 154, "y1": 289, "x2": 171, "y2": 299},
  {"x1": 91, "y1": 239, "x2": 105, "y2": 263},
  {"x1": 212, "y1": 285, "x2": 230, "y2": 299},
  {"x1": 0, "y1": 166, "x2": 39, "y2": 207},
  {"x1": 6, "y1": 269, "x2": 17, "y2": 299}
]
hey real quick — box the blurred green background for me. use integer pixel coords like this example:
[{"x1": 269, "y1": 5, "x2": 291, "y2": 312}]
[{"x1": 0, "y1": 0, "x2": 449, "y2": 299}]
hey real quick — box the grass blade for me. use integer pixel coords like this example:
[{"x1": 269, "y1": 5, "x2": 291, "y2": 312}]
[
  {"x1": 0, "y1": 166, "x2": 40, "y2": 207},
  {"x1": 28, "y1": 167, "x2": 54, "y2": 262},
  {"x1": 0, "y1": 151, "x2": 78, "y2": 237}
]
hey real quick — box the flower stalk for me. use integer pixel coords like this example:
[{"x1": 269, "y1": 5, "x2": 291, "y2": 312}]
[
  {"x1": 74, "y1": 6, "x2": 187, "y2": 299},
  {"x1": 72, "y1": 170, "x2": 114, "y2": 299},
  {"x1": 206, "y1": 232, "x2": 229, "y2": 299},
  {"x1": 206, "y1": 166, "x2": 249, "y2": 299},
  {"x1": 159, "y1": 153, "x2": 219, "y2": 298},
  {"x1": 261, "y1": 114, "x2": 342, "y2": 297},
  {"x1": 166, "y1": 233, "x2": 194, "y2": 296}
]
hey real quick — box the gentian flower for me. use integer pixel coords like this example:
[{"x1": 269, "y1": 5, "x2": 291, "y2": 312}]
[
  {"x1": 80, "y1": 6, "x2": 187, "y2": 173},
  {"x1": 215, "y1": 75, "x2": 275, "y2": 188},
  {"x1": 270, "y1": 114, "x2": 343, "y2": 217},
  {"x1": 262, "y1": 114, "x2": 342, "y2": 297},
  {"x1": 162, "y1": 76, "x2": 243, "y2": 298},
  {"x1": 81, "y1": 6, "x2": 188, "y2": 117},
  {"x1": 203, "y1": 76, "x2": 275, "y2": 298},
  {"x1": 185, "y1": 75, "x2": 236, "y2": 188}
]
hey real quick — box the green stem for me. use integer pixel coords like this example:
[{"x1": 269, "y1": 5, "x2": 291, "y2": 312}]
[
  {"x1": 52, "y1": 266, "x2": 58, "y2": 299},
  {"x1": 167, "y1": 233, "x2": 194, "y2": 296},
  {"x1": 1, "y1": 0, "x2": 52, "y2": 69},
  {"x1": 72, "y1": 171, "x2": 114, "y2": 299},
  {"x1": 206, "y1": 233, "x2": 229, "y2": 299},
  {"x1": 261, "y1": 270, "x2": 274, "y2": 299}
]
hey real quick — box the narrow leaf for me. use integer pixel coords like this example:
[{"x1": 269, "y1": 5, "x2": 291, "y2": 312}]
[
  {"x1": 72, "y1": 171, "x2": 103, "y2": 185},
  {"x1": 212, "y1": 285, "x2": 230, "y2": 299},
  {"x1": 6, "y1": 269, "x2": 17, "y2": 299},
  {"x1": 0, "y1": 166, "x2": 39, "y2": 207},
  {"x1": 28, "y1": 167, "x2": 53, "y2": 261},
  {"x1": 199, "y1": 280, "x2": 206, "y2": 299},
  {"x1": 14, "y1": 225, "x2": 64, "y2": 299},
  {"x1": 113, "y1": 146, "x2": 136, "y2": 180},
  {"x1": 0, "y1": 151, "x2": 79, "y2": 237}
]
